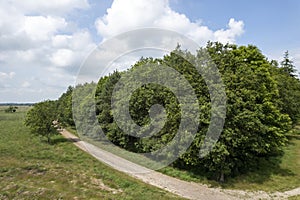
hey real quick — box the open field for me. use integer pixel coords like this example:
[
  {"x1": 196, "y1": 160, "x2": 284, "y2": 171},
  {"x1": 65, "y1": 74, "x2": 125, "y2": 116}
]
[{"x1": 0, "y1": 107, "x2": 183, "y2": 199}]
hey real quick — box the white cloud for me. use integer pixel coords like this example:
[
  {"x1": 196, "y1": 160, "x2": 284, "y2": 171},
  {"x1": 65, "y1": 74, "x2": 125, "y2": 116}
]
[
  {"x1": 84, "y1": 0, "x2": 245, "y2": 85},
  {"x1": 95, "y1": 0, "x2": 244, "y2": 44},
  {"x1": 214, "y1": 18, "x2": 244, "y2": 44},
  {"x1": 51, "y1": 31, "x2": 96, "y2": 50},
  {"x1": 0, "y1": 72, "x2": 16, "y2": 80},
  {"x1": 21, "y1": 81, "x2": 31, "y2": 88},
  {"x1": 0, "y1": 0, "x2": 96, "y2": 102},
  {"x1": 50, "y1": 49, "x2": 74, "y2": 67},
  {"x1": 96, "y1": 0, "x2": 167, "y2": 38},
  {"x1": 23, "y1": 16, "x2": 67, "y2": 41},
  {"x1": 52, "y1": 35, "x2": 72, "y2": 48},
  {"x1": 50, "y1": 31, "x2": 97, "y2": 69}
]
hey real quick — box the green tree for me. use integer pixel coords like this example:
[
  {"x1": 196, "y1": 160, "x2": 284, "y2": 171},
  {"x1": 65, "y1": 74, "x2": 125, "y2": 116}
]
[
  {"x1": 5, "y1": 106, "x2": 18, "y2": 113},
  {"x1": 190, "y1": 43, "x2": 290, "y2": 181},
  {"x1": 274, "y1": 52, "x2": 300, "y2": 124},
  {"x1": 280, "y1": 51, "x2": 297, "y2": 77},
  {"x1": 24, "y1": 100, "x2": 58, "y2": 143},
  {"x1": 57, "y1": 86, "x2": 75, "y2": 127},
  {"x1": 72, "y1": 82, "x2": 100, "y2": 138}
]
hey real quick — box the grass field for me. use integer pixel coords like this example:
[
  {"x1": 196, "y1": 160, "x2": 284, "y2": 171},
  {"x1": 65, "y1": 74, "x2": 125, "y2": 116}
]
[{"x1": 0, "y1": 107, "x2": 184, "y2": 199}]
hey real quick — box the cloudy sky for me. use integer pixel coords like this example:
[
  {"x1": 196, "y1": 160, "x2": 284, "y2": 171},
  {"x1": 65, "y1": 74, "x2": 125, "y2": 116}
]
[{"x1": 0, "y1": 0, "x2": 299, "y2": 103}]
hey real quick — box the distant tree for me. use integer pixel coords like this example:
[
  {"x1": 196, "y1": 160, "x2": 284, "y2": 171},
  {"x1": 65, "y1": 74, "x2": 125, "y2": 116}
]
[
  {"x1": 72, "y1": 82, "x2": 99, "y2": 138},
  {"x1": 24, "y1": 100, "x2": 58, "y2": 143},
  {"x1": 274, "y1": 52, "x2": 300, "y2": 124},
  {"x1": 57, "y1": 86, "x2": 75, "y2": 127},
  {"x1": 280, "y1": 51, "x2": 297, "y2": 77},
  {"x1": 5, "y1": 106, "x2": 18, "y2": 113}
]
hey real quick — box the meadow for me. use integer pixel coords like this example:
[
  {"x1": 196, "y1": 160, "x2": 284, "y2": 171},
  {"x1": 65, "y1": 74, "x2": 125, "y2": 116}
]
[{"x1": 0, "y1": 107, "x2": 183, "y2": 199}]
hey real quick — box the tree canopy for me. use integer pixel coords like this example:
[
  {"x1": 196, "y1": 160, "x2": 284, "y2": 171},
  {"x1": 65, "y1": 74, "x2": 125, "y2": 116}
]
[
  {"x1": 24, "y1": 42, "x2": 300, "y2": 181},
  {"x1": 92, "y1": 42, "x2": 298, "y2": 180}
]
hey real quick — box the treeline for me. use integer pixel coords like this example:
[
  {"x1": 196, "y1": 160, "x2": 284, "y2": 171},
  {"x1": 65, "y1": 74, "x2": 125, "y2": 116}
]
[
  {"x1": 25, "y1": 42, "x2": 300, "y2": 181},
  {"x1": 0, "y1": 103, "x2": 34, "y2": 106}
]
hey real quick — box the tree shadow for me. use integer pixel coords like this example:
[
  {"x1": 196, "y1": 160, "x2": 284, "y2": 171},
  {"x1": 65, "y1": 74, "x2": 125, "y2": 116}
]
[
  {"x1": 223, "y1": 137, "x2": 299, "y2": 187},
  {"x1": 50, "y1": 137, "x2": 69, "y2": 145},
  {"x1": 50, "y1": 134, "x2": 82, "y2": 145},
  {"x1": 170, "y1": 137, "x2": 298, "y2": 187},
  {"x1": 226, "y1": 158, "x2": 295, "y2": 185}
]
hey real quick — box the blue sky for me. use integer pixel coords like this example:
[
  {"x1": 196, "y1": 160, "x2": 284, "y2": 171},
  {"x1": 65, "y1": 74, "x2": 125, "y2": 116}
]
[
  {"x1": 170, "y1": 0, "x2": 300, "y2": 57},
  {"x1": 0, "y1": 0, "x2": 299, "y2": 103},
  {"x1": 80, "y1": 0, "x2": 300, "y2": 55}
]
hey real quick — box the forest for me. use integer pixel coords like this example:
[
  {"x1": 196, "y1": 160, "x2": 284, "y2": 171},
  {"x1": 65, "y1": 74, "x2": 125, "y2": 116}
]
[{"x1": 25, "y1": 42, "x2": 300, "y2": 182}]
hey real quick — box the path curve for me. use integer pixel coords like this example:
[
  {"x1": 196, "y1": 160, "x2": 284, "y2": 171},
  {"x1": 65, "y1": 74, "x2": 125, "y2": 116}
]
[{"x1": 60, "y1": 129, "x2": 299, "y2": 200}]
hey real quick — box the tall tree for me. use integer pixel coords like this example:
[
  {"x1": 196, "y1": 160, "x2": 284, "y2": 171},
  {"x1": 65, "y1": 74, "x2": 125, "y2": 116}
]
[
  {"x1": 280, "y1": 51, "x2": 297, "y2": 76},
  {"x1": 274, "y1": 52, "x2": 300, "y2": 124},
  {"x1": 178, "y1": 43, "x2": 291, "y2": 181}
]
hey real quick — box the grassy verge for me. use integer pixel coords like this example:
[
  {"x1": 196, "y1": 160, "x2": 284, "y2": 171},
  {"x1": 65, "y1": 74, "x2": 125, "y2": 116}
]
[
  {"x1": 159, "y1": 127, "x2": 300, "y2": 192},
  {"x1": 223, "y1": 134, "x2": 300, "y2": 192},
  {"x1": 288, "y1": 195, "x2": 300, "y2": 200},
  {"x1": 65, "y1": 126, "x2": 78, "y2": 136},
  {"x1": 0, "y1": 108, "x2": 184, "y2": 200}
]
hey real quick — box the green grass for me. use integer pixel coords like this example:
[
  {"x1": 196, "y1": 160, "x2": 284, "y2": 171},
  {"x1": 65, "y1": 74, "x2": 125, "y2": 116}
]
[
  {"x1": 158, "y1": 130, "x2": 300, "y2": 192},
  {"x1": 294, "y1": 124, "x2": 300, "y2": 135},
  {"x1": 223, "y1": 124, "x2": 300, "y2": 192},
  {"x1": 222, "y1": 135, "x2": 300, "y2": 192},
  {"x1": 65, "y1": 126, "x2": 78, "y2": 136},
  {"x1": 0, "y1": 108, "x2": 184, "y2": 199},
  {"x1": 0, "y1": 105, "x2": 31, "y2": 113},
  {"x1": 289, "y1": 195, "x2": 300, "y2": 200}
]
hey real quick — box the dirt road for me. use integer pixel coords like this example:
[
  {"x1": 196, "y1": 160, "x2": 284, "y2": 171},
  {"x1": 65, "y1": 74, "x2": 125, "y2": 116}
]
[{"x1": 60, "y1": 129, "x2": 300, "y2": 200}]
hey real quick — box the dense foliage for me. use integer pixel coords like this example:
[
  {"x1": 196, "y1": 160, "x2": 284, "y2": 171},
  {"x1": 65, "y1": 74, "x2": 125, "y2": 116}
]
[
  {"x1": 93, "y1": 42, "x2": 300, "y2": 181},
  {"x1": 25, "y1": 42, "x2": 300, "y2": 181},
  {"x1": 56, "y1": 86, "x2": 75, "y2": 127},
  {"x1": 273, "y1": 51, "x2": 300, "y2": 124}
]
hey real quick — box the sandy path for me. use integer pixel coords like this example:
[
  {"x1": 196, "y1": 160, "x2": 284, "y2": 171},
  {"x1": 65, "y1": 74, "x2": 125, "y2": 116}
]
[{"x1": 60, "y1": 129, "x2": 300, "y2": 200}]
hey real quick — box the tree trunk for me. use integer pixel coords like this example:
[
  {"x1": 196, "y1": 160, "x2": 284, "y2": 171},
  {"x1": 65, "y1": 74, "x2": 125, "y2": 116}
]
[
  {"x1": 47, "y1": 135, "x2": 51, "y2": 144},
  {"x1": 219, "y1": 171, "x2": 225, "y2": 182}
]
